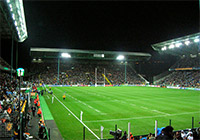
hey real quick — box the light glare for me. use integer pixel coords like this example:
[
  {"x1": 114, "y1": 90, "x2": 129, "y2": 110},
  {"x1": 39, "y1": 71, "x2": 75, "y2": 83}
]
[
  {"x1": 194, "y1": 38, "x2": 199, "y2": 43},
  {"x1": 185, "y1": 40, "x2": 190, "y2": 46},
  {"x1": 61, "y1": 53, "x2": 71, "y2": 58},
  {"x1": 175, "y1": 42, "x2": 182, "y2": 47},
  {"x1": 117, "y1": 55, "x2": 125, "y2": 60},
  {"x1": 169, "y1": 44, "x2": 175, "y2": 49},
  {"x1": 161, "y1": 46, "x2": 167, "y2": 51}
]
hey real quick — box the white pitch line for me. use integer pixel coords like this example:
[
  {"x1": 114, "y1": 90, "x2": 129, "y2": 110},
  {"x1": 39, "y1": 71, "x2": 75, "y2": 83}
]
[
  {"x1": 47, "y1": 95, "x2": 50, "y2": 99},
  {"x1": 94, "y1": 109, "x2": 101, "y2": 113},
  {"x1": 130, "y1": 104, "x2": 136, "y2": 106},
  {"x1": 141, "y1": 106, "x2": 148, "y2": 109},
  {"x1": 84, "y1": 111, "x2": 200, "y2": 123},
  {"x1": 152, "y1": 110, "x2": 170, "y2": 115},
  {"x1": 82, "y1": 102, "x2": 86, "y2": 105},
  {"x1": 88, "y1": 105, "x2": 92, "y2": 109},
  {"x1": 53, "y1": 94, "x2": 100, "y2": 140}
]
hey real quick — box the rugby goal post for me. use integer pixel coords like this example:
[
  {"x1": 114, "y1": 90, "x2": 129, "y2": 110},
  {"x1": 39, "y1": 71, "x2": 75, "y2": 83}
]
[{"x1": 95, "y1": 68, "x2": 106, "y2": 87}]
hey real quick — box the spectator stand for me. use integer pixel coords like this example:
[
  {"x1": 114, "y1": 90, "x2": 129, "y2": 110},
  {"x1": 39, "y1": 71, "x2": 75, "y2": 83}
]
[
  {"x1": 152, "y1": 33, "x2": 200, "y2": 88},
  {"x1": 29, "y1": 48, "x2": 151, "y2": 86}
]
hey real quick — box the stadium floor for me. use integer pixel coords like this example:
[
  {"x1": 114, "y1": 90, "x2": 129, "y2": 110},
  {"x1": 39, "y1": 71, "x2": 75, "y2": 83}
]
[{"x1": 42, "y1": 86, "x2": 200, "y2": 140}]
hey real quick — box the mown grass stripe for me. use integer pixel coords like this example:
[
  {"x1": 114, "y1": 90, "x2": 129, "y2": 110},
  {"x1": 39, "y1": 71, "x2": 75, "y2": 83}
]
[{"x1": 40, "y1": 96, "x2": 54, "y2": 120}]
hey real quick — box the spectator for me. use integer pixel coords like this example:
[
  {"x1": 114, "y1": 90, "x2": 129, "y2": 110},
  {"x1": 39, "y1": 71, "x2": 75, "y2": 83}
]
[
  {"x1": 187, "y1": 133, "x2": 193, "y2": 140},
  {"x1": 31, "y1": 104, "x2": 36, "y2": 117},
  {"x1": 181, "y1": 130, "x2": 187, "y2": 140},
  {"x1": 156, "y1": 126, "x2": 174, "y2": 140},
  {"x1": 37, "y1": 108, "x2": 42, "y2": 117}
]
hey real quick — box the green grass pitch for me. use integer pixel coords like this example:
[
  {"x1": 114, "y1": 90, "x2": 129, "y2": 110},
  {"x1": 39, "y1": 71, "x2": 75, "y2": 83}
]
[{"x1": 43, "y1": 86, "x2": 200, "y2": 140}]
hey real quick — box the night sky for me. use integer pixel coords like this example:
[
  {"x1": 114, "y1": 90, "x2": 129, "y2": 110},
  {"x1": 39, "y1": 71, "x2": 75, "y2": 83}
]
[
  {"x1": 1, "y1": 1, "x2": 199, "y2": 73},
  {"x1": 22, "y1": 1, "x2": 199, "y2": 53}
]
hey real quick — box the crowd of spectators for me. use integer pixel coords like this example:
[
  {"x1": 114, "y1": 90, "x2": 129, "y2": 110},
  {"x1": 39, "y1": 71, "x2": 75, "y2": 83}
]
[
  {"x1": 0, "y1": 72, "x2": 36, "y2": 139},
  {"x1": 157, "y1": 56, "x2": 200, "y2": 88},
  {"x1": 0, "y1": 73, "x2": 20, "y2": 138},
  {"x1": 30, "y1": 60, "x2": 146, "y2": 85},
  {"x1": 111, "y1": 126, "x2": 200, "y2": 140},
  {"x1": 157, "y1": 71, "x2": 200, "y2": 88}
]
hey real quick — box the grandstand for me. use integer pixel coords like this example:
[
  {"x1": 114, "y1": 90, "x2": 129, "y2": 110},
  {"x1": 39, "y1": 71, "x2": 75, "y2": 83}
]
[
  {"x1": 152, "y1": 33, "x2": 200, "y2": 88},
  {"x1": 30, "y1": 48, "x2": 151, "y2": 86},
  {"x1": 0, "y1": 1, "x2": 35, "y2": 140}
]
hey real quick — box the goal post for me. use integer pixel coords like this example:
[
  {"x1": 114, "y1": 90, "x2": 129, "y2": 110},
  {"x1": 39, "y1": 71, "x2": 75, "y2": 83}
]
[{"x1": 95, "y1": 68, "x2": 105, "y2": 87}]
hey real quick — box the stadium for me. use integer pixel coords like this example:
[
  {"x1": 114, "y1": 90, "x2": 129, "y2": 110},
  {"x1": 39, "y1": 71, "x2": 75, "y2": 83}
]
[{"x1": 0, "y1": 1, "x2": 200, "y2": 140}]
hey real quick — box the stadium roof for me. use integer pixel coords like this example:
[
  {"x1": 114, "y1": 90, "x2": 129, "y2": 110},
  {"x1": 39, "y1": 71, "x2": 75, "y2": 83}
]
[
  {"x1": 0, "y1": 57, "x2": 13, "y2": 71},
  {"x1": 30, "y1": 47, "x2": 151, "y2": 62},
  {"x1": 152, "y1": 32, "x2": 200, "y2": 57},
  {"x1": 0, "y1": 0, "x2": 28, "y2": 42}
]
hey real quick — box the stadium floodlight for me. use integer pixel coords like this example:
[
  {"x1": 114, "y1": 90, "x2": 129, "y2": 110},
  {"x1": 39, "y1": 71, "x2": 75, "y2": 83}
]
[
  {"x1": 9, "y1": 4, "x2": 12, "y2": 8},
  {"x1": 61, "y1": 53, "x2": 71, "y2": 58},
  {"x1": 161, "y1": 46, "x2": 167, "y2": 51},
  {"x1": 14, "y1": 21, "x2": 17, "y2": 26},
  {"x1": 12, "y1": 13, "x2": 15, "y2": 20},
  {"x1": 116, "y1": 55, "x2": 125, "y2": 60},
  {"x1": 169, "y1": 44, "x2": 175, "y2": 49},
  {"x1": 7, "y1": 0, "x2": 10, "y2": 3},
  {"x1": 194, "y1": 38, "x2": 199, "y2": 43},
  {"x1": 9, "y1": 4, "x2": 13, "y2": 11},
  {"x1": 184, "y1": 40, "x2": 190, "y2": 46},
  {"x1": 175, "y1": 42, "x2": 182, "y2": 48}
]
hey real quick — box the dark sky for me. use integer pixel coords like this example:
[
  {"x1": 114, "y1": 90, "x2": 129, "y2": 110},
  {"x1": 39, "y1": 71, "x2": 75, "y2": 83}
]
[
  {"x1": 1, "y1": 1, "x2": 199, "y2": 70},
  {"x1": 22, "y1": 1, "x2": 199, "y2": 53}
]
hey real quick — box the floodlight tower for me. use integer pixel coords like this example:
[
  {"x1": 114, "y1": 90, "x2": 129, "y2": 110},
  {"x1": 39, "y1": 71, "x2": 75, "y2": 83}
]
[
  {"x1": 58, "y1": 53, "x2": 71, "y2": 85},
  {"x1": 116, "y1": 55, "x2": 127, "y2": 84}
]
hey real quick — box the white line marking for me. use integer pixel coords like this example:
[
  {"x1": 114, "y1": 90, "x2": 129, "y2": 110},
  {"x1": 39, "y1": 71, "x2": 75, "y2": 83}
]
[
  {"x1": 152, "y1": 110, "x2": 170, "y2": 115},
  {"x1": 82, "y1": 102, "x2": 86, "y2": 105},
  {"x1": 94, "y1": 109, "x2": 101, "y2": 113},
  {"x1": 141, "y1": 106, "x2": 148, "y2": 109},
  {"x1": 84, "y1": 111, "x2": 200, "y2": 123},
  {"x1": 47, "y1": 95, "x2": 50, "y2": 99},
  {"x1": 53, "y1": 94, "x2": 100, "y2": 139}
]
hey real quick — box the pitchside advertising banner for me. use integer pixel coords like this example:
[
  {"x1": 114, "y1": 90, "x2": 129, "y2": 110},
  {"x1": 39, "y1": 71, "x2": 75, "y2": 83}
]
[
  {"x1": 47, "y1": 84, "x2": 200, "y2": 91},
  {"x1": 167, "y1": 86, "x2": 200, "y2": 91}
]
